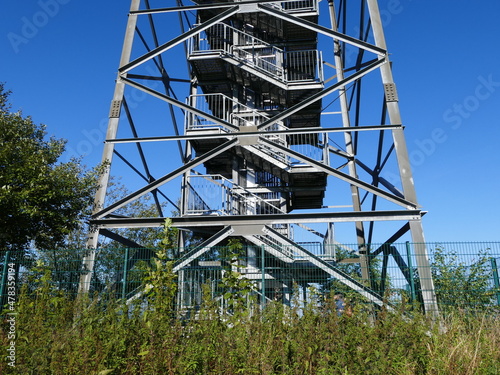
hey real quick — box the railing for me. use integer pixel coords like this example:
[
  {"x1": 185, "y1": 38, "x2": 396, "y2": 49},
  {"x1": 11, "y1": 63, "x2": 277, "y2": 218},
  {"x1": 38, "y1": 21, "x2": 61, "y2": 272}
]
[
  {"x1": 269, "y1": 0, "x2": 318, "y2": 13},
  {"x1": 194, "y1": 0, "x2": 318, "y2": 14},
  {"x1": 185, "y1": 93, "x2": 282, "y2": 132},
  {"x1": 286, "y1": 50, "x2": 323, "y2": 83},
  {"x1": 185, "y1": 93, "x2": 328, "y2": 166},
  {"x1": 184, "y1": 93, "x2": 290, "y2": 164},
  {"x1": 188, "y1": 23, "x2": 323, "y2": 85},
  {"x1": 185, "y1": 93, "x2": 233, "y2": 130},
  {"x1": 232, "y1": 44, "x2": 285, "y2": 82},
  {"x1": 288, "y1": 132, "x2": 327, "y2": 164},
  {"x1": 254, "y1": 233, "x2": 295, "y2": 259},
  {"x1": 189, "y1": 23, "x2": 230, "y2": 54},
  {"x1": 185, "y1": 174, "x2": 295, "y2": 258},
  {"x1": 189, "y1": 23, "x2": 285, "y2": 82},
  {"x1": 185, "y1": 175, "x2": 232, "y2": 216},
  {"x1": 185, "y1": 174, "x2": 285, "y2": 217}
]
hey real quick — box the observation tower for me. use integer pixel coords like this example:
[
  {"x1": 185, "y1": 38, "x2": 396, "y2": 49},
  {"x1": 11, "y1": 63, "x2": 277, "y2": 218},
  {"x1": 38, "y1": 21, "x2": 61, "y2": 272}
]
[{"x1": 80, "y1": 0, "x2": 439, "y2": 315}]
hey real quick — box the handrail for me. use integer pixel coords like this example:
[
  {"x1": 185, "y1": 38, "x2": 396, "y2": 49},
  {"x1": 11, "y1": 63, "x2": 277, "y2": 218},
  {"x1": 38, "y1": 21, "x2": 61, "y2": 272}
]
[
  {"x1": 186, "y1": 174, "x2": 285, "y2": 216},
  {"x1": 188, "y1": 22, "x2": 323, "y2": 84},
  {"x1": 268, "y1": 0, "x2": 318, "y2": 13},
  {"x1": 186, "y1": 174, "x2": 297, "y2": 259},
  {"x1": 185, "y1": 93, "x2": 327, "y2": 165}
]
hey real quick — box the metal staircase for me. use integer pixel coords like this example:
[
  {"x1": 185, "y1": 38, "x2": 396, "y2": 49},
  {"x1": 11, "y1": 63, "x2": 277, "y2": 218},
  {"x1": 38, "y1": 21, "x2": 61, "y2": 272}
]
[
  {"x1": 185, "y1": 173, "x2": 302, "y2": 260},
  {"x1": 185, "y1": 89, "x2": 328, "y2": 209},
  {"x1": 188, "y1": 22, "x2": 323, "y2": 90}
]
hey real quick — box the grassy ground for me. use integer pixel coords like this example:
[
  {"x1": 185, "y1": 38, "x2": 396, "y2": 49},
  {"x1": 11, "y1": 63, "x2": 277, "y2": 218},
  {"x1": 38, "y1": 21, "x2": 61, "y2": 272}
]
[{"x1": 1, "y1": 277, "x2": 499, "y2": 375}]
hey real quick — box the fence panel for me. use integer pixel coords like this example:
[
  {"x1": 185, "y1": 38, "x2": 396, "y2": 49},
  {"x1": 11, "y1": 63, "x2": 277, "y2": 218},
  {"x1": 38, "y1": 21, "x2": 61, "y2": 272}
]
[{"x1": 1, "y1": 242, "x2": 499, "y2": 313}]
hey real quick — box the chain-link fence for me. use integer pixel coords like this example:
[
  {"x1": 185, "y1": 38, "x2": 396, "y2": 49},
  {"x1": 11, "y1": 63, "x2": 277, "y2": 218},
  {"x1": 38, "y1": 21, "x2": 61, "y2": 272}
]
[{"x1": 2, "y1": 242, "x2": 499, "y2": 313}]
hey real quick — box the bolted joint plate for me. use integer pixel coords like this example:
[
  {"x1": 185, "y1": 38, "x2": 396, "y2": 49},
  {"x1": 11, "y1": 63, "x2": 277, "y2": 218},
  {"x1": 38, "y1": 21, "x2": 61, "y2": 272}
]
[
  {"x1": 231, "y1": 224, "x2": 265, "y2": 236},
  {"x1": 384, "y1": 83, "x2": 399, "y2": 102},
  {"x1": 239, "y1": 3, "x2": 259, "y2": 13},
  {"x1": 238, "y1": 125, "x2": 259, "y2": 145},
  {"x1": 109, "y1": 100, "x2": 122, "y2": 118}
]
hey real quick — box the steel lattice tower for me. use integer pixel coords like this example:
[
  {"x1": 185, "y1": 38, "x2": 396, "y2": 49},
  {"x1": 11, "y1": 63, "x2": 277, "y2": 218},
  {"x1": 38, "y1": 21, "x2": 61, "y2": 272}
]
[{"x1": 80, "y1": 0, "x2": 439, "y2": 315}]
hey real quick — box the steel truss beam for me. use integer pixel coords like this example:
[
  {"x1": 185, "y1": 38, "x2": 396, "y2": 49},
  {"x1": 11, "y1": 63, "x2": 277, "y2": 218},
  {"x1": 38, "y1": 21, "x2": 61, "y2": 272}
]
[
  {"x1": 259, "y1": 137, "x2": 417, "y2": 209},
  {"x1": 169, "y1": 223, "x2": 391, "y2": 309},
  {"x1": 119, "y1": 6, "x2": 240, "y2": 74},
  {"x1": 257, "y1": 3, "x2": 386, "y2": 56},
  {"x1": 120, "y1": 77, "x2": 239, "y2": 131},
  {"x1": 130, "y1": 0, "x2": 317, "y2": 15},
  {"x1": 90, "y1": 210, "x2": 423, "y2": 229},
  {"x1": 106, "y1": 124, "x2": 402, "y2": 144},
  {"x1": 256, "y1": 58, "x2": 387, "y2": 131},
  {"x1": 261, "y1": 226, "x2": 389, "y2": 308},
  {"x1": 173, "y1": 226, "x2": 235, "y2": 272},
  {"x1": 93, "y1": 138, "x2": 238, "y2": 219}
]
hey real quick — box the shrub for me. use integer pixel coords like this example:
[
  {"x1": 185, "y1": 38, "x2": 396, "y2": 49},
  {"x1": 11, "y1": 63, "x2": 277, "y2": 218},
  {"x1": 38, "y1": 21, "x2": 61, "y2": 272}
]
[{"x1": 1, "y1": 266, "x2": 499, "y2": 374}]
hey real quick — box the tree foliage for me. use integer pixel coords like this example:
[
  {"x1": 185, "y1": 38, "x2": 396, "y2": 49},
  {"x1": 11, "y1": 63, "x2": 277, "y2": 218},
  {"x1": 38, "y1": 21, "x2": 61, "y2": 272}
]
[
  {"x1": 4, "y1": 264, "x2": 500, "y2": 374},
  {"x1": 218, "y1": 239, "x2": 256, "y2": 314},
  {"x1": 0, "y1": 84, "x2": 102, "y2": 254},
  {"x1": 431, "y1": 245, "x2": 497, "y2": 312}
]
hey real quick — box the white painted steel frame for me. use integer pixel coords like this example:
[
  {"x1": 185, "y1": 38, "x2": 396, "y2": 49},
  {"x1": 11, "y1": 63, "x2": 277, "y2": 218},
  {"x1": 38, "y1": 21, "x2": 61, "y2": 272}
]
[{"x1": 80, "y1": 0, "x2": 438, "y2": 317}]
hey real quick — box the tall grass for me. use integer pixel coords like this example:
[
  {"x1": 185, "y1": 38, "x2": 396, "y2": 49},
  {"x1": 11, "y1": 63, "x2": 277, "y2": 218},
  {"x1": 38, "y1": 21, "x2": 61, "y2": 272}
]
[{"x1": 1, "y1": 269, "x2": 499, "y2": 374}]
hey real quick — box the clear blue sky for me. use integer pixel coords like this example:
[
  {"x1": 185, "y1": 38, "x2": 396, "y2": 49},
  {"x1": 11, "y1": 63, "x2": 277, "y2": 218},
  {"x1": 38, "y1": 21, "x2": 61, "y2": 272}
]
[{"x1": 1, "y1": 0, "x2": 499, "y2": 243}]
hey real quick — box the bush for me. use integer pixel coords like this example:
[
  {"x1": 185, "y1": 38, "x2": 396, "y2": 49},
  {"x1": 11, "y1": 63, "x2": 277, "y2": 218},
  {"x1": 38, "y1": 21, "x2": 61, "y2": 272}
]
[{"x1": 1, "y1": 265, "x2": 499, "y2": 374}]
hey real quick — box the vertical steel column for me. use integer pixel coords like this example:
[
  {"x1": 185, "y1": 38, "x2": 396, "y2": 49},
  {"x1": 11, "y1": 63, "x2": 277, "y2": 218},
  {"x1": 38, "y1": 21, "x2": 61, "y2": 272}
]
[
  {"x1": 79, "y1": 0, "x2": 141, "y2": 294},
  {"x1": 366, "y1": 0, "x2": 439, "y2": 317},
  {"x1": 327, "y1": 0, "x2": 370, "y2": 285}
]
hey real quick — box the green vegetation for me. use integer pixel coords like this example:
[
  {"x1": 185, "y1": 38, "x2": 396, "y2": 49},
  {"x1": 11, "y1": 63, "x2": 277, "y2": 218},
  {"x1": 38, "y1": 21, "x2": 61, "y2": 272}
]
[
  {"x1": 0, "y1": 84, "x2": 103, "y2": 256},
  {"x1": 431, "y1": 246, "x2": 497, "y2": 313},
  {"x1": 1, "y1": 261, "x2": 499, "y2": 375},
  {"x1": 2, "y1": 233, "x2": 499, "y2": 374}
]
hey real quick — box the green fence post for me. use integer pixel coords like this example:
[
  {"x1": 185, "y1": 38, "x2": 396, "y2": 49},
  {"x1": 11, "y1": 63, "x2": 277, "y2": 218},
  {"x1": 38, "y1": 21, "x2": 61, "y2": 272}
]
[
  {"x1": 491, "y1": 257, "x2": 500, "y2": 306},
  {"x1": 405, "y1": 242, "x2": 417, "y2": 303},
  {"x1": 261, "y1": 245, "x2": 265, "y2": 308},
  {"x1": 0, "y1": 251, "x2": 11, "y2": 303},
  {"x1": 122, "y1": 248, "x2": 130, "y2": 300}
]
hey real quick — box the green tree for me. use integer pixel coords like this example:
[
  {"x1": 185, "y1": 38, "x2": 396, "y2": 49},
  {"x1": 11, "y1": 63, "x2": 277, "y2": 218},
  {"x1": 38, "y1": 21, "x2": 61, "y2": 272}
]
[
  {"x1": 31, "y1": 178, "x2": 175, "y2": 297},
  {"x1": 218, "y1": 239, "x2": 256, "y2": 315},
  {"x1": 431, "y1": 245, "x2": 497, "y2": 312},
  {"x1": 0, "y1": 84, "x2": 102, "y2": 257}
]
